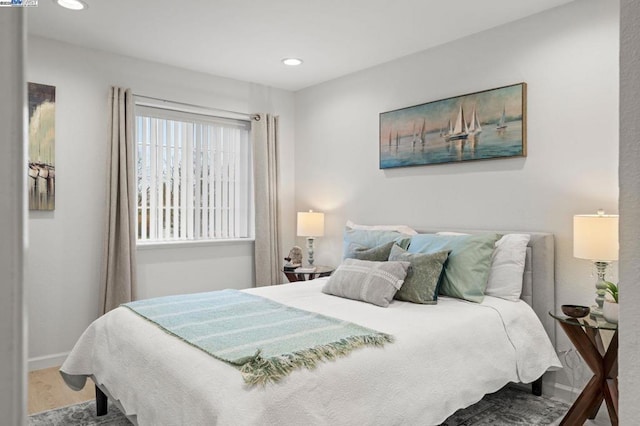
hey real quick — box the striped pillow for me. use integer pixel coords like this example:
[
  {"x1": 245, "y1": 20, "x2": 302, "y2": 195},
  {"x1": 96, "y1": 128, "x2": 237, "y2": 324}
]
[{"x1": 322, "y1": 258, "x2": 410, "y2": 307}]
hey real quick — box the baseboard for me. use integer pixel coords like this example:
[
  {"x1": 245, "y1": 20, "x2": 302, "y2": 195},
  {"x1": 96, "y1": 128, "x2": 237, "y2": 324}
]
[
  {"x1": 549, "y1": 382, "x2": 580, "y2": 403},
  {"x1": 28, "y1": 352, "x2": 69, "y2": 371}
]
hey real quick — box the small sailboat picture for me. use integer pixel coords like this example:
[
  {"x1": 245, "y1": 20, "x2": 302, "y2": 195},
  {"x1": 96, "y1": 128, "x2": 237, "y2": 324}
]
[
  {"x1": 441, "y1": 119, "x2": 453, "y2": 138},
  {"x1": 411, "y1": 122, "x2": 421, "y2": 147},
  {"x1": 468, "y1": 105, "x2": 482, "y2": 135},
  {"x1": 496, "y1": 105, "x2": 507, "y2": 131},
  {"x1": 421, "y1": 119, "x2": 428, "y2": 145},
  {"x1": 412, "y1": 120, "x2": 425, "y2": 147},
  {"x1": 445, "y1": 104, "x2": 469, "y2": 141}
]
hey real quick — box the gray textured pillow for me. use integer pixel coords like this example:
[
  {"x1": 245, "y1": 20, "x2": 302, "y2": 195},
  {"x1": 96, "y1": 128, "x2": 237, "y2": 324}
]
[
  {"x1": 389, "y1": 245, "x2": 450, "y2": 304},
  {"x1": 322, "y1": 258, "x2": 410, "y2": 307},
  {"x1": 345, "y1": 241, "x2": 397, "y2": 261},
  {"x1": 408, "y1": 233, "x2": 499, "y2": 303}
]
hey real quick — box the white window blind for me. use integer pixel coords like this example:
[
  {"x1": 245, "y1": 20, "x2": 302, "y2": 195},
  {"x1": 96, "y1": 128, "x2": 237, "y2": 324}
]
[{"x1": 135, "y1": 105, "x2": 253, "y2": 243}]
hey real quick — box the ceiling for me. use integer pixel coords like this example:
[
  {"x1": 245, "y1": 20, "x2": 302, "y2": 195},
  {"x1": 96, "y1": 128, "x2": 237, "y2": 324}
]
[{"x1": 27, "y1": 0, "x2": 576, "y2": 92}]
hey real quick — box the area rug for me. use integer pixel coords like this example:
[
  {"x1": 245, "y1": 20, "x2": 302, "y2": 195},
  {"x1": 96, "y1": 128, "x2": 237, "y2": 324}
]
[
  {"x1": 28, "y1": 400, "x2": 131, "y2": 426},
  {"x1": 440, "y1": 386, "x2": 570, "y2": 425},
  {"x1": 29, "y1": 386, "x2": 569, "y2": 425}
]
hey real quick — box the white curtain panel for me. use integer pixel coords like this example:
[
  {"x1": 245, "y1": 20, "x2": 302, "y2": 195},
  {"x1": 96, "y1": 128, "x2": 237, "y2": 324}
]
[
  {"x1": 100, "y1": 87, "x2": 137, "y2": 313},
  {"x1": 251, "y1": 114, "x2": 281, "y2": 286}
]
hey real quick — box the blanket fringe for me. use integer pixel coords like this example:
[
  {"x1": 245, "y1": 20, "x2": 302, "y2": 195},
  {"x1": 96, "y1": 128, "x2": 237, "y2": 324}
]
[{"x1": 239, "y1": 333, "x2": 393, "y2": 386}]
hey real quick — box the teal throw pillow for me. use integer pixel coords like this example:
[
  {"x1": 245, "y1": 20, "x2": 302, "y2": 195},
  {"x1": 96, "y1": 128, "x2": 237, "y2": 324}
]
[
  {"x1": 408, "y1": 233, "x2": 499, "y2": 303},
  {"x1": 342, "y1": 228, "x2": 411, "y2": 259},
  {"x1": 389, "y1": 245, "x2": 450, "y2": 304},
  {"x1": 345, "y1": 241, "x2": 397, "y2": 261}
]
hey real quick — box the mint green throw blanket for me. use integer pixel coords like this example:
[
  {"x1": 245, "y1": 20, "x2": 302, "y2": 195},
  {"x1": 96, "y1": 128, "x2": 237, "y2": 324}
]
[{"x1": 122, "y1": 290, "x2": 393, "y2": 386}]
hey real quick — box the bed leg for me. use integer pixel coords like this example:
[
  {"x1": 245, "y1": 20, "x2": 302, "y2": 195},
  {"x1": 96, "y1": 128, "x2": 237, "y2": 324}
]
[
  {"x1": 532, "y1": 376, "x2": 543, "y2": 396},
  {"x1": 96, "y1": 385, "x2": 108, "y2": 416}
]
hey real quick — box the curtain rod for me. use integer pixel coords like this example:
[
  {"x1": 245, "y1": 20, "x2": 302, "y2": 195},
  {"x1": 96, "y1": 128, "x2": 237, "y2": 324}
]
[{"x1": 132, "y1": 93, "x2": 260, "y2": 121}]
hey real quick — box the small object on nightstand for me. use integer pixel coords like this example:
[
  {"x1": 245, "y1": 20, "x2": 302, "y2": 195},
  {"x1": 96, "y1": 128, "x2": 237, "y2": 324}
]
[
  {"x1": 283, "y1": 247, "x2": 303, "y2": 272},
  {"x1": 294, "y1": 266, "x2": 316, "y2": 273},
  {"x1": 285, "y1": 246, "x2": 303, "y2": 267},
  {"x1": 283, "y1": 257, "x2": 301, "y2": 272},
  {"x1": 561, "y1": 304, "x2": 590, "y2": 318}
]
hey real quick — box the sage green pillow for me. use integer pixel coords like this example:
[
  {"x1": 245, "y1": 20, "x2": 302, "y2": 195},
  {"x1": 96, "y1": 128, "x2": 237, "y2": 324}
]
[
  {"x1": 389, "y1": 245, "x2": 450, "y2": 304},
  {"x1": 342, "y1": 228, "x2": 411, "y2": 259},
  {"x1": 407, "y1": 233, "x2": 499, "y2": 303},
  {"x1": 345, "y1": 241, "x2": 397, "y2": 261}
]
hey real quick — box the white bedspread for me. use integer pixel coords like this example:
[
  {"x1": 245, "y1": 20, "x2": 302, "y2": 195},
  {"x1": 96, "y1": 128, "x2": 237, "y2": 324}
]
[{"x1": 61, "y1": 278, "x2": 561, "y2": 425}]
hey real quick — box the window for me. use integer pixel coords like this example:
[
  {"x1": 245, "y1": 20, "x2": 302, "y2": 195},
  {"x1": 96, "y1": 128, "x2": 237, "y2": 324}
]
[{"x1": 135, "y1": 105, "x2": 253, "y2": 243}]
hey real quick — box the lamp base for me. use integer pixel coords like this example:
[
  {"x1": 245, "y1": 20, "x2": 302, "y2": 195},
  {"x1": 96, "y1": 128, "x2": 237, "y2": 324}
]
[
  {"x1": 306, "y1": 237, "x2": 315, "y2": 266},
  {"x1": 593, "y1": 261, "x2": 610, "y2": 315},
  {"x1": 590, "y1": 306, "x2": 603, "y2": 319}
]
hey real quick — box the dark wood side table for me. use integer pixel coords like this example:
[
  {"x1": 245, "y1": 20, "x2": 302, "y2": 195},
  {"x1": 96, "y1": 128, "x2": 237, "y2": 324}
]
[
  {"x1": 549, "y1": 312, "x2": 618, "y2": 426},
  {"x1": 283, "y1": 265, "x2": 334, "y2": 283}
]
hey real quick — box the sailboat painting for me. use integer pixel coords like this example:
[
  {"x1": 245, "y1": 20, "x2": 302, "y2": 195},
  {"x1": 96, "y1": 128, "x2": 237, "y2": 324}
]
[
  {"x1": 28, "y1": 82, "x2": 56, "y2": 210},
  {"x1": 379, "y1": 83, "x2": 526, "y2": 169}
]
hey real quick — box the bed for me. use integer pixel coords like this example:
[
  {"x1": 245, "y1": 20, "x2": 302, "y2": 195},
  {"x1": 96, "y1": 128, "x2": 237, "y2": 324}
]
[{"x1": 61, "y1": 230, "x2": 561, "y2": 425}]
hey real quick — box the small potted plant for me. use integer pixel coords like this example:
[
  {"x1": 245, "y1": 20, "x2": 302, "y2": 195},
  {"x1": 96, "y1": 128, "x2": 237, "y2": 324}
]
[{"x1": 602, "y1": 281, "x2": 619, "y2": 324}]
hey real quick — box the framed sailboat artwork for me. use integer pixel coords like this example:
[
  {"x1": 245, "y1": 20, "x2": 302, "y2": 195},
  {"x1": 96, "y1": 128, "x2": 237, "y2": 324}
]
[
  {"x1": 28, "y1": 82, "x2": 56, "y2": 210},
  {"x1": 379, "y1": 83, "x2": 526, "y2": 169}
]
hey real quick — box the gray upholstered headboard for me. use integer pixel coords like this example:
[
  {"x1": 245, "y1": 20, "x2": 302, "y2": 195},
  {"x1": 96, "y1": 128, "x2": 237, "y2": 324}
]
[{"x1": 415, "y1": 229, "x2": 556, "y2": 346}]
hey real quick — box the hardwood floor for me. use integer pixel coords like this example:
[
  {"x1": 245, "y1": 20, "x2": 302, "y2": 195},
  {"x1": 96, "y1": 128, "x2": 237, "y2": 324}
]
[{"x1": 28, "y1": 366, "x2": 94, "y2": 415}]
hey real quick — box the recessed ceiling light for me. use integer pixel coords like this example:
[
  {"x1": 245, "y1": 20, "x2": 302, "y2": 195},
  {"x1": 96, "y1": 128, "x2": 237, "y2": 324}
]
[
  {"x1": 282, "y1": 58, "x2": 303, "y2": 66},
  {"x1": 55, "y1": 0, "x2": 87, "y2": 10}
]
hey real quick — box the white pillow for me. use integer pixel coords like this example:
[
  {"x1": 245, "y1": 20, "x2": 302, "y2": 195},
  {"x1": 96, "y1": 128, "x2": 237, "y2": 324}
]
[
  {"x1": 485, "y1": 234, "x2": 530, "y2": 301},
  {"x1": 436, "y1": 232, "x2": 530, "y2": 301},
  {"x1": 346, "y1": 220, "x2": 418, "y2": 235}
]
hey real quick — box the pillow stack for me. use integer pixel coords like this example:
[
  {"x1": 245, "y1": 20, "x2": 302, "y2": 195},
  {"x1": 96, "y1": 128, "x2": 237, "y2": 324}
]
[
  {"x1": 324, "y1": 225, "x2": 449, "y2": 306},
  {"x1": 322, "y1": 223, "x2": 531, "y2": 307}
]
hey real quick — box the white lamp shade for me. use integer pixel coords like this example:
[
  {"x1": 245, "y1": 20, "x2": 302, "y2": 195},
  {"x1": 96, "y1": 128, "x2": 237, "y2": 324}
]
[
  {"x1": 573, "y1": 214, "x2": 619, "y2": 261},
  {"x1": 297, "y1": 211, "x2": 325, "y2": 237}
]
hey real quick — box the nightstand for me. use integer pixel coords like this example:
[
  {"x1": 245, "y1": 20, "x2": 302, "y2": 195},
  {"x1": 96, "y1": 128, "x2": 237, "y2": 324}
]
[
  {"x1": 549, "y1": 311, "x2": 618, "y2": 426},
  {"x1": 283, "y1": 265, "x2": 334, "y2": 283}
]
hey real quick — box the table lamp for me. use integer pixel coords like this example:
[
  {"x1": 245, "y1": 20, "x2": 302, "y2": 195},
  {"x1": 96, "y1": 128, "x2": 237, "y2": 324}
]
[
  {"x1": 573, "y1": 210, "x2": 619, "y2": 316},
  {"x1": 297, "y1": 210, "x2": 325, "y2": 266}
]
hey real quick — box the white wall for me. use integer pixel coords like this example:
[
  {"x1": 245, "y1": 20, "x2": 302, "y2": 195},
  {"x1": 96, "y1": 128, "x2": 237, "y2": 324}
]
[
  {"x1": 136, "y1": 242, "x2": 257, "y2": 299},
  {"x1": 295, "y1": 0, "x2": 619, "y2": 394},
  {"x1": 26, "y1": 37, "x2": 296, "y2": 370},
  {"x1": 619, "y1": 0, "x2": 640, "y2": 422},
  {"x1": 0, "y1": 9, "x2": 27, "y2": 424}
]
